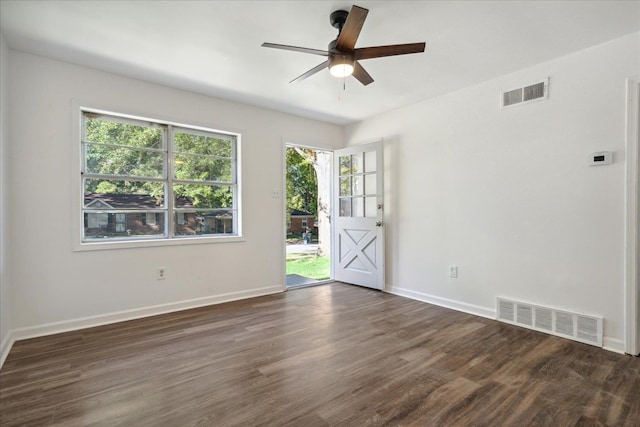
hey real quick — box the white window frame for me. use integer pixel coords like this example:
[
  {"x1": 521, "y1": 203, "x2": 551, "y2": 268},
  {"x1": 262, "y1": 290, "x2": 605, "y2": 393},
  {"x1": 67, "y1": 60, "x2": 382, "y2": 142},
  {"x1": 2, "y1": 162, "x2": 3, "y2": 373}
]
[{"x1": 73, "y1": 105, "x2": 243, "y2": 251}]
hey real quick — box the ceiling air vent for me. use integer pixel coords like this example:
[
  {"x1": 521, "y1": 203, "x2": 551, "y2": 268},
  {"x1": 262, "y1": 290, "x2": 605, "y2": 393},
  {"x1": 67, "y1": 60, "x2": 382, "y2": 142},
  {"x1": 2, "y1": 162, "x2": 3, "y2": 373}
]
[
  {"x1": 502, "y1": 78, "x2": 549, "y2": 108},
  {"x1": 496, "y1": 297, "x2": 602, "y2": 347}
]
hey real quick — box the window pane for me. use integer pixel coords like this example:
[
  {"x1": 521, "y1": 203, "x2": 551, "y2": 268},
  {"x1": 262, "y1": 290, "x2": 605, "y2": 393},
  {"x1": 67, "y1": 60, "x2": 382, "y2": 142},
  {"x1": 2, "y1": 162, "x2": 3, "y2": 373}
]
[
  {"x1": 339, "y1": 198, "x2": 351, "y2": 217},
  {"x1": 340, "y1": 156, "x2": 351, "y2": 176},
  {"x1": 84, "y1": 211, "x2": 165, "y2": 240},
  {"x1": 340, "y1": 177, "x2": 351, "y2": 196},
  {"x1": 352, "y1": 176, "x2": 363, "y2": 196},
  {"x1": 365, "y1": 197, "x2": 377, "y2": 218},
  {"x1": 352, "y1": 153, "x2": 363, "y2": 174},
  {"x1": 364, "y1": 150, "x2": 377, "y2": 173},
  {"x1": 86, "y1": 144, "x2": 164, "y2": 178},
  {"x1": 84, "y1": 179, "x2": 165, "y2": 208},
  {"x1": 353, "y1": 197, "x2": 364, "y2": 217},
  {"x1": 85, "y1": 117, "x2": 163, "y2": 149},
  {"x1": 174, "y1": 154, "x2": 232, "y2": 182},
  {"x1": 174, "y1": 132, "x2": 232, "y2": 157},
  {"x1": 364, "y1": 174, "x2": 376, "y2": 195},
  {"x1": 173, "y1": 184, "x2": 233, "y2": 209}
]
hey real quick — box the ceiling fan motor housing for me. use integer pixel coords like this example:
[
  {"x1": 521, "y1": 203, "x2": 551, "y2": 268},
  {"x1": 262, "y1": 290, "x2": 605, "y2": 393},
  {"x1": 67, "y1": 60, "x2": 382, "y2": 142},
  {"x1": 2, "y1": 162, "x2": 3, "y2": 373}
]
[{"x1": 330, "y1": 10, "x2": 349, "y2": 31}]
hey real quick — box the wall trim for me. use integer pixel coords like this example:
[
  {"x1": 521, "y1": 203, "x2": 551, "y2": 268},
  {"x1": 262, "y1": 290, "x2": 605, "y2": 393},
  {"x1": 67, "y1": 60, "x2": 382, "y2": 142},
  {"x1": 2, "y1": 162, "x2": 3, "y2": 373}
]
[
  {"x1": 625, "y1": 77, "x2": 640, "y2": 356},
  {"x1": 0, "y1": 331, "x2": 14, "y2": 370},
  {"x1": 603, "y1": 337, "x2": 626, "y2": 354},
  {"x1": 2, "y1": 285, "x2": 283, "y2": 369},
  {"x1": 387, "y1": 286, "x2": 496, "y2": 319}
]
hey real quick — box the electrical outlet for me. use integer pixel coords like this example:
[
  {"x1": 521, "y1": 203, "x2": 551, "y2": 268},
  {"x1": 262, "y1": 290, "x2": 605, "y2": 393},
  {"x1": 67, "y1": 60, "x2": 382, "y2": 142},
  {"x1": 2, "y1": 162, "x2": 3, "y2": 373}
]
[
  {"x1": 449, "y1": 265, "x2": 458, "y2": 279},
  {"x1": 157, "y1": 267, "x2": 166, "y2": 280}
]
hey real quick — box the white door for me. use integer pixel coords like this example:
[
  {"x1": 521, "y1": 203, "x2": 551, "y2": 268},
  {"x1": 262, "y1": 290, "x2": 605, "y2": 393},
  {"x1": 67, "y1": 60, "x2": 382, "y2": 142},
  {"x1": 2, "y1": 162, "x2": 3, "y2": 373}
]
[{"x1": 333, "y1": 141, "x2": 384, "y2": 289}]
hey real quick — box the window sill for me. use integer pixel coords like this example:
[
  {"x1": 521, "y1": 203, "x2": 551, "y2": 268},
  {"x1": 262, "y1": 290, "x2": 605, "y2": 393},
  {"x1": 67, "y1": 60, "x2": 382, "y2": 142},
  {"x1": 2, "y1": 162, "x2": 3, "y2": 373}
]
[{"x1": 73, "y1": 235, "x2": 246, "y2": 252}]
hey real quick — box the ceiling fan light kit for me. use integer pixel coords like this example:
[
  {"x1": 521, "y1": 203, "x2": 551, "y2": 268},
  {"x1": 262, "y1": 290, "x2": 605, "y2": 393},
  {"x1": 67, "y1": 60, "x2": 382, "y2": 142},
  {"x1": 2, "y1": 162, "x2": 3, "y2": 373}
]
[
  {"x1": 329, "y1": 55, "x2": 355, "y2": 78},
  {"x1": 262, "y1": 5, "x2": 426, "y2": 86}
]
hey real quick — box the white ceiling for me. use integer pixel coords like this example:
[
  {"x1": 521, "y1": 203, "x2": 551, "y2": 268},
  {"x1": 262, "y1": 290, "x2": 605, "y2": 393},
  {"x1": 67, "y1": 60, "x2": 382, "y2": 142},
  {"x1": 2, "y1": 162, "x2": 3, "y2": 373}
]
[{"x1": 1, "y1": 1, "x2": 639, "y2": 125}]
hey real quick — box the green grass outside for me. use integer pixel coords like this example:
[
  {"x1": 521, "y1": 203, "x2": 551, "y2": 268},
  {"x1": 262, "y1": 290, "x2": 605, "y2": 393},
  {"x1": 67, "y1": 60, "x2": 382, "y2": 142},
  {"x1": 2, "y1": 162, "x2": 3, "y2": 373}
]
[{"x1": 286, "y1": 256, "x2": 330, "y2": 280}]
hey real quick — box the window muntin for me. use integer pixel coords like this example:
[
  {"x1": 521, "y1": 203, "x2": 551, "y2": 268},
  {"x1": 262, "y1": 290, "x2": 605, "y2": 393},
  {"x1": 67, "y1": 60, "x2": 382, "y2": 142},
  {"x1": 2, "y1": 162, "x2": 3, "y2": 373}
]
[{"x1": 81, "y1": 111, "x2": 239, "y2": 242}]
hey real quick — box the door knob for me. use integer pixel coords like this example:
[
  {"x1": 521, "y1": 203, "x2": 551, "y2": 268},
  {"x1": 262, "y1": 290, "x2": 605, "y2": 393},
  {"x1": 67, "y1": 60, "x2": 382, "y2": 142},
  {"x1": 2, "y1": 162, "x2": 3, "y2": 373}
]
[{"x1": 375, "y1": 221, "x2": 383, "y2": 227}]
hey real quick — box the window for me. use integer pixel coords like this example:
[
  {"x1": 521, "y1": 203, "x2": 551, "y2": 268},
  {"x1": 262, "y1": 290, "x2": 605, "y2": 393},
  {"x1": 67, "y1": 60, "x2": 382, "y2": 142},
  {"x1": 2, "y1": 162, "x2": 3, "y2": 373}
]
[
  {"x1": 81, "y1": 111, "x2": 240, "y2": 242},
  {"x1": 177, "y1": 212, "x2": 185, "y2": 225},
  {"x1": 115, "y1": 213, "x2": 126, "y2": 232},
  {"x1": 339, "y1": 151, "x2": 377, "y2": 218},
  {"x1": 301, "y1": 219, "x2": 308, "y2": 228},
  {"x1": 146, "y1": 212, "x2": 157, "y2": 226}
]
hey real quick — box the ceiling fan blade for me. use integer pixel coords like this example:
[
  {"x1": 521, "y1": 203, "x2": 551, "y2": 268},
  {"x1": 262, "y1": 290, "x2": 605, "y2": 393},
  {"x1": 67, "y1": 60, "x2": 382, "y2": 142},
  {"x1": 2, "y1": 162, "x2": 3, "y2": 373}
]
[
  {"x1": 355, "y1": 43, "x2": 426, "y2": 60},
  {"x1": 290, "y1": 60, "x2": 330, "y2": 83},
  {"x1": 262, "y1": 43, "x2": 329, "y2": 56},
  {"x1": 336, "y1": 5, "x2": 368, "y2": 52},
  {"x1": 352, "y1": 61, "x2": 374, "y2": 86}
]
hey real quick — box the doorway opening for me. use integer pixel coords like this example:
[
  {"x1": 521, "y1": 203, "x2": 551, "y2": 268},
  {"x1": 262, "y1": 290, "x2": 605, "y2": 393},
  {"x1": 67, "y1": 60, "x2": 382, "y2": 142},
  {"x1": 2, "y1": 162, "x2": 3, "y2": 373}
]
[{"x1": 285, "y1": 145, "x2": 333, "y2": 288}]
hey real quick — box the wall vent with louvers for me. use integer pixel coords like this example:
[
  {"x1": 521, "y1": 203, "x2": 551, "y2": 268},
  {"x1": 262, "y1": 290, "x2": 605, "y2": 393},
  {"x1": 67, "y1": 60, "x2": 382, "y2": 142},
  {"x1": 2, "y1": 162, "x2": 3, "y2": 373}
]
[
  {"x1": 496, "y1": 297, "x2": 603, "y2": 347},
  {"x1": 502, "y1": 78, "x2": 549, "y2": 108}
]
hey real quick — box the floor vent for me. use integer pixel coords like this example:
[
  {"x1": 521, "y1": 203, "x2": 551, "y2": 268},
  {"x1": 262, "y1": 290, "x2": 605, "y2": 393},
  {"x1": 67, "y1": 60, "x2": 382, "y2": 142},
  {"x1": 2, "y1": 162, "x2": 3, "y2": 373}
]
[
  {"x1": 496, "y1": 297, "x2": 602, "y2": 347},
  {"x1": 502, "y1": 78, "x2": 549, "y2": 108}
]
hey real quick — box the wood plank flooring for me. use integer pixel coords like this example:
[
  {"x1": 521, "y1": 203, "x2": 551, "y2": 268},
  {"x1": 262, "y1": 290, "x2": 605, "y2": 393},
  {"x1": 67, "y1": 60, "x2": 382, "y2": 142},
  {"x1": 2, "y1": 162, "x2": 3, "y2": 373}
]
[{"x1": 1, "y1": 283, "x2": 639, "y2": 426}]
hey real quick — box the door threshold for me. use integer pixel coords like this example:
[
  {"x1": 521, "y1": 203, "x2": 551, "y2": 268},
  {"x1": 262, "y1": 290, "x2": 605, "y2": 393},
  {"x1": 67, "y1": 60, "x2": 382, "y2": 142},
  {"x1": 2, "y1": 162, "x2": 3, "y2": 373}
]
[{"x1": 286, "y1": 275, "x2": 333, "y2": 289}]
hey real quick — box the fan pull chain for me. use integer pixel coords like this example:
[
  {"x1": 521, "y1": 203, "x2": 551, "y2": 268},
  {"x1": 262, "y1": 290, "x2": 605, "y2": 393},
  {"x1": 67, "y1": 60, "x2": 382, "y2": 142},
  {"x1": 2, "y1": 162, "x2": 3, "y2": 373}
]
[{"x1": 336, "y1": 75, "x2": 347, "y2": 101}]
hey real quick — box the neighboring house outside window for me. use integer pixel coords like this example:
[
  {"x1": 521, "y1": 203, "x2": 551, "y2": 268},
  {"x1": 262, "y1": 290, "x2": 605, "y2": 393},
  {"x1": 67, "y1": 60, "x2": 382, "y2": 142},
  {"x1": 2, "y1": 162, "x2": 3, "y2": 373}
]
[
  {"x1": 81, "y1": 110, "x2": 240, "y2": 243},
  {"x1": 288, "y1": 209, "x2": 314, "y2": 234}
]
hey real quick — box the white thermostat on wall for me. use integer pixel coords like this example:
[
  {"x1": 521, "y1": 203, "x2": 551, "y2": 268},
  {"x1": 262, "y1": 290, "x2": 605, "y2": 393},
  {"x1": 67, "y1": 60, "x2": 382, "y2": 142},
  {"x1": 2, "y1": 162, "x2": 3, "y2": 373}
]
[{"x1": 588, "y1": 151, "x2": 613, "y2": 166}]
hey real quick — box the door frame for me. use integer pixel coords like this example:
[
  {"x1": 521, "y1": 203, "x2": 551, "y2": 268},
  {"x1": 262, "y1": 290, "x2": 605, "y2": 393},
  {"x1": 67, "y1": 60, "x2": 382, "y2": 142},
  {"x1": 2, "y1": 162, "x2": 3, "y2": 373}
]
[
  {"x1": 282, "y1": 141, "x2": 335, "y2": 289},
  {"x1": 625, "y1": 77, "x2": 640, "y2": 355}
]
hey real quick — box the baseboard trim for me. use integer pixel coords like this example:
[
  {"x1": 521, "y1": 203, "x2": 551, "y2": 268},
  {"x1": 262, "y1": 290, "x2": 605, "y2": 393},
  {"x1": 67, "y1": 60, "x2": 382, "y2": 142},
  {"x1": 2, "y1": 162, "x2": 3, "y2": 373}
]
[
  {"x1": 387, "y1": 286, "x2": 496, "y2": 319},
  {"x1": 603, "y1": 337, "x2": 626, "y2": 354},
  {"x1": 0, "y1": 331, "x2": 14, "y2": 370},
  {"x1": 8, "y1": 285, "x2": 284, "y2": 346}
]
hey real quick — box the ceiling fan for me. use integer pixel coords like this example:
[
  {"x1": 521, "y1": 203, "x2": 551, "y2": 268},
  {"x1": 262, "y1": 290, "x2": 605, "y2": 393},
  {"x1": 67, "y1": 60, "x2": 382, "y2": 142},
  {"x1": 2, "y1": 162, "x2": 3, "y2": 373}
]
[{"x1": 262, "y1": 5, "x2": 426, "y2": 86}]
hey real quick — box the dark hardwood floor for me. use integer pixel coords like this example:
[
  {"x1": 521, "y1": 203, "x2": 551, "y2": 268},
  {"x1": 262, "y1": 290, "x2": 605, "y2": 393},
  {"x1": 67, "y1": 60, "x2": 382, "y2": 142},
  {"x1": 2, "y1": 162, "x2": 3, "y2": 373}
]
[{"x1": 1, "y1": 283, "x2": 639, "y2": 426}]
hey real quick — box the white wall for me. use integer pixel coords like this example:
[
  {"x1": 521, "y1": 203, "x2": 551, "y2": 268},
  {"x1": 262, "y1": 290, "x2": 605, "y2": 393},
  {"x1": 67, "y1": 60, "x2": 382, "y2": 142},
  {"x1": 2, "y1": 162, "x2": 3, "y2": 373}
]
[
  {"x1": 0, "y1": 32, "x2": 12, "y2": 363},
  {"x1": 6, "y1": 50, "x2": 342, "y2": 337},
  {"x1": 345, "y1": 33, "x2": 640, "y2": 352}
]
